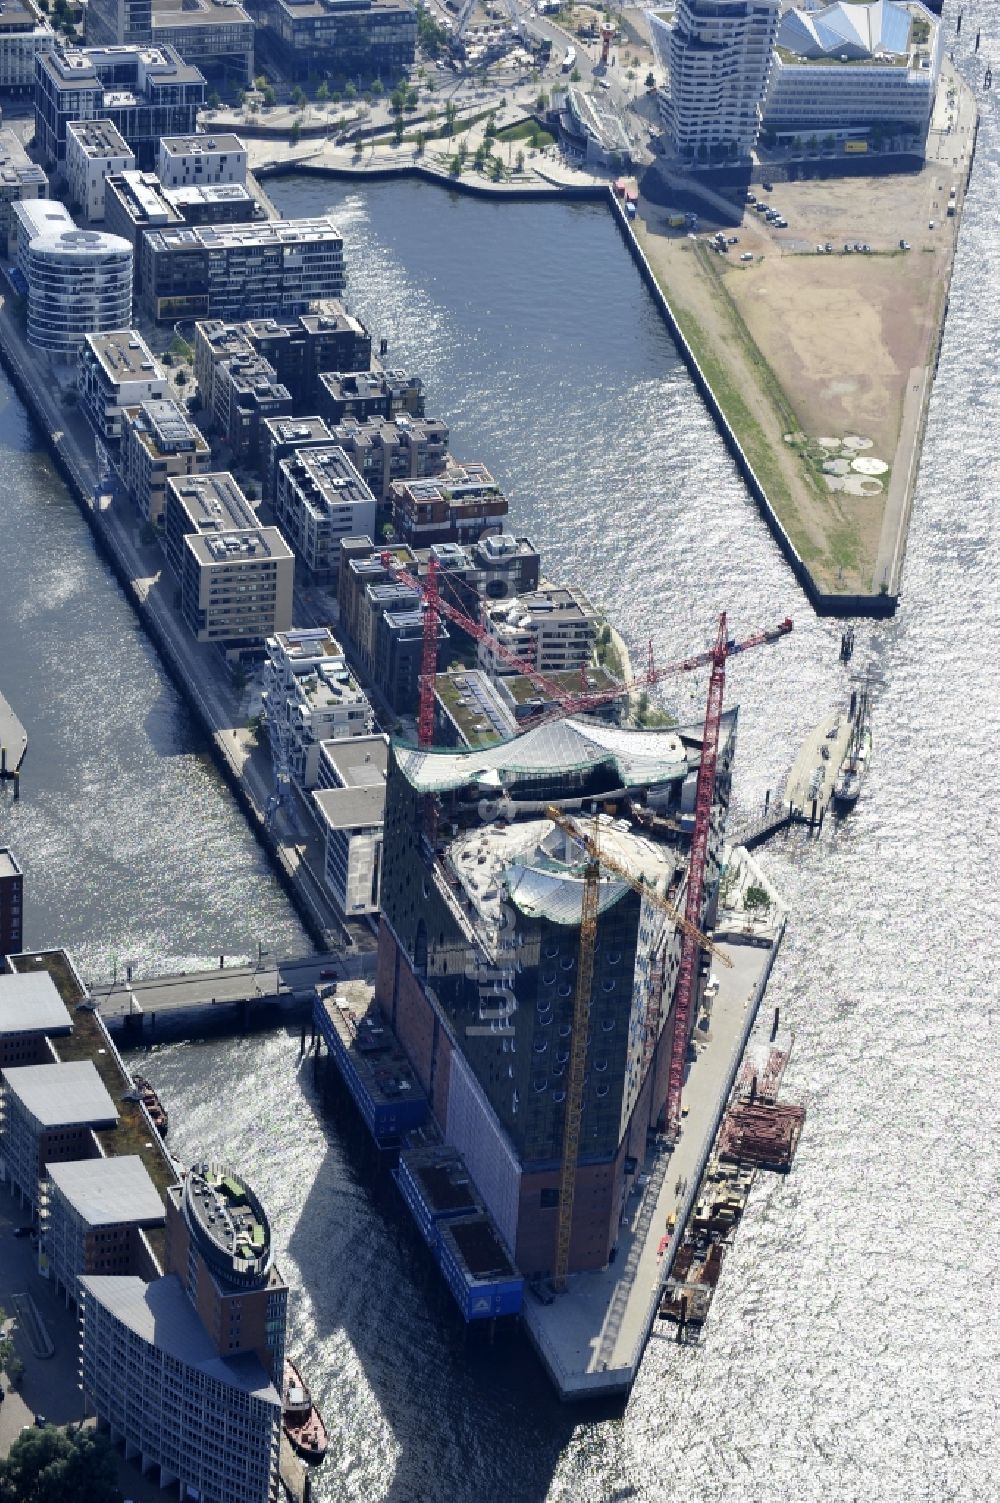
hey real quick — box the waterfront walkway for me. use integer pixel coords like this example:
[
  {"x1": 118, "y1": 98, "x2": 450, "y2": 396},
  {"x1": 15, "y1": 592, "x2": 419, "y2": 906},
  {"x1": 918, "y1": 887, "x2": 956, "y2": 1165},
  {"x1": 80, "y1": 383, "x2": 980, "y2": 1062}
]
[{"x1": 86, "y1": 950, "x2": 375, "y2": 1020}]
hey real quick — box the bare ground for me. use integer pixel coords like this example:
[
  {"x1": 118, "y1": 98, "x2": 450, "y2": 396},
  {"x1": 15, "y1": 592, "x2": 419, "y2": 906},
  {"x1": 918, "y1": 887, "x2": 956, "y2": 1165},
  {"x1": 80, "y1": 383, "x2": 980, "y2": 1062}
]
[{"x1": 633, "y1": 139, "x2": 969, "y2": 594}]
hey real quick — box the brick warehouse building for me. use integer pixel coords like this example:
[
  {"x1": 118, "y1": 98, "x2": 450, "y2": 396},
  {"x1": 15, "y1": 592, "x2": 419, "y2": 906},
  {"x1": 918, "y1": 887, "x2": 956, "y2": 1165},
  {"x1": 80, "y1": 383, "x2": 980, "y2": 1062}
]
[{"x1": 373, "y1": 712, "x2": 736, "y2": 1278}]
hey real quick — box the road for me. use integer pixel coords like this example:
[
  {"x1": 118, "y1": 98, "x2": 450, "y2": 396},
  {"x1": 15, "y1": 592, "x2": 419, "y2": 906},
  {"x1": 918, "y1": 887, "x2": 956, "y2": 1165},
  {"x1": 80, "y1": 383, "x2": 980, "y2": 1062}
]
[{"x1": 87, "y1": 950, "x2": 376, "y2": 1018}]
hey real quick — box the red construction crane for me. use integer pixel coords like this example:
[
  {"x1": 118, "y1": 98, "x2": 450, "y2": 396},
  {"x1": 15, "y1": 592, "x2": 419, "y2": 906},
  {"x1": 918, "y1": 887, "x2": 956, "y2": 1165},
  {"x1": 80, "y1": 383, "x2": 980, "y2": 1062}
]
[{"x1": 661, "y1": 611, "x2": 790, "y2": 1139}]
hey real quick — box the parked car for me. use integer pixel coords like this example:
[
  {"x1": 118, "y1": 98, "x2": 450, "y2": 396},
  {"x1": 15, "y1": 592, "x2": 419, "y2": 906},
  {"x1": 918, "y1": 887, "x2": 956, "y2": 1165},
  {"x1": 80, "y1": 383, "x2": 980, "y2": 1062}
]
[
  {"x1": 319, "y1": 966, "x2": 337, "y2": 980},
  {"x1": 740, "y1": 251, "x2": 754, "y2": 261},
  {"x1": 762, "y1": 179, "x2": 773, "y2": 191}
]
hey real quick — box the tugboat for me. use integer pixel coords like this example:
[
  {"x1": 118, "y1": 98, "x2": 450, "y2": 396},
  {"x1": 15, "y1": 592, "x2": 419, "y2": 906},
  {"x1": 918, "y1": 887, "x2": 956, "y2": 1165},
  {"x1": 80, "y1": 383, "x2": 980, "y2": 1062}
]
[
  {"x1": 833, "y1": 686, "x2": 872, "y2": 812},
  {"x1": 132, "y1": 1075, "x2": 168, "y2": 1137},
  {"x1": 282, "y1": 1359, "x2": 328, "y2": 1464}
]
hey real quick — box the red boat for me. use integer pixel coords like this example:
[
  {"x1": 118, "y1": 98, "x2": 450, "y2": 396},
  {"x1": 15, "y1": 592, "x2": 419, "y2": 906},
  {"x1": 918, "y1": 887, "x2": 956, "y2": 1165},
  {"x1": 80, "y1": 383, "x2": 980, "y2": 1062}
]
[
  {"x1": 133, "y1": 1076, "x2": 168, "y2": 1137},
  {"x1": 282, "y1": 1359, "x2": 327, "y2": 1464}
]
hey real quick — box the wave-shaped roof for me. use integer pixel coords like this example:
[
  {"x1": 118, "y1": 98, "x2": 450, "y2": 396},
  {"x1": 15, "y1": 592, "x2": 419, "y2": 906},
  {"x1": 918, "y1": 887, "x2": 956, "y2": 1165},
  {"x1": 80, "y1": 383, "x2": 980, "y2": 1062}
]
[
  {"x1": 393, "y1": 716, "x2": 700, "y2": 795},
  {"x1": 778, "y1": 0, "x2": 913, "y2": 60}
]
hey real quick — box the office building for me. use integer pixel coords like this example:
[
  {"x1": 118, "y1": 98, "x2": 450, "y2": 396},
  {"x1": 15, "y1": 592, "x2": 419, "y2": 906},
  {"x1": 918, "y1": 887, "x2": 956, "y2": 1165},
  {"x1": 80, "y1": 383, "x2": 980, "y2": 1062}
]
[
  {"x1": 120, "y1": 397, "x2": 211, "y2": 526},
  {"x1": 0, "y1": 128, "x2": 47, "y2": 257},
  {"x1": 0, "y1": 850, "x2": 24, "y2": 963},
  {"x1": 41, "y1": 1156, "x2": 165, "y2": 1303},
  {"x1": 80, "y1": 1274, "x2": 281, "y2": 1503},
  {"x1": 0, "y1": 967, "x2": 71, "y2": 1069},
  {"x1": 262, "y1": 627, "x2": 373, "y2": 790},
  {"x1": 326, "y1": 413, "x2": 449, "y2": 505},
  {"x1": 648, "y1": 0, "x2": 780, "y2": 159},
  {"x1": 13, "y1": 199, "x2": 133, "y2": 359},
  {"x1": 164, "y1": 471, "x2": 294, "y2": 655},
  {"x1": 85, "y1": 0, "x2": 153, "y2": 47},
  {"x1": 247, "y1": 0, "x2": 416, "y2": 81},
  {"x1": 244, "y1": 306, "x2": 371, "y2": 406},
  {"x1": 0, "y1": 1059, "x2": 118, "y2": 1206},
  {"x1": 212, "y1": 352, "x2": 293, "y2": 465},
  {"x1": 433, "y1": 668, "x2": 518, "y2": 750},
  {"x1": 313, "y1": 735, "x2": 387, "y2": 915},
  {"x1": 157, "y1": 131, "x2": 247, "y2": 187},
  {"x1": 65, "y1": 117, "x2": 134, "y2": 222},
  {"x1": 274, "y1": 444, "x2": 377, "y2": 581},
  {"x1": 390, "y1": 460, "x2": 507, "y2": 549},
  {"x1": 260, "y1": 414, "x2": 333, "y2": 503},
  {"x1": 0, "y1": 0, "x2": 55, "y2": 95},
  {"x1": 140, "y1": 216, "x2": 345, "y2": 323},
  {"x1": 79, "y1": 328, "x2": 167, "y2": 443},
  {"x1": 151, "y1": 0, "x2": 254, "y2": 86},
  {"x1": 317, "y1": 366, "x2": 423, "y2": 426},
  {"x1": 374, "y1": 711, "x2": 736, "y2": 1275},
  {"x1": 34, "y1": 43, "x2": 206, "y2": 168},
  {"x1": 763, "y1": 1, "x2": 943, "y2": 140},
  {"x1": 478, "y1": 585, "x2": 600, "y2": 679}
]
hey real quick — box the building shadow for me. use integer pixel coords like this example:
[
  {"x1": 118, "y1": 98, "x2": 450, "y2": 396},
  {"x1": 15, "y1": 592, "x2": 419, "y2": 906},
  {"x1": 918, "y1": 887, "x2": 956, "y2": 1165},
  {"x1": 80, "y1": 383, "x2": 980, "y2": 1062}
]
[{"x1": 284, "y1": 1046, "x2": 624, "y2": 1503}]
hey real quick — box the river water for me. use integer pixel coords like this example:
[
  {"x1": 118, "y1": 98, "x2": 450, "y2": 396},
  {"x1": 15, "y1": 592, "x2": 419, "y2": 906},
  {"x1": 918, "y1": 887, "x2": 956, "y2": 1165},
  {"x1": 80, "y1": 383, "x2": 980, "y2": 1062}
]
[{"x1": 3, "y1": 48, "x2": 999, "y2": 1503}]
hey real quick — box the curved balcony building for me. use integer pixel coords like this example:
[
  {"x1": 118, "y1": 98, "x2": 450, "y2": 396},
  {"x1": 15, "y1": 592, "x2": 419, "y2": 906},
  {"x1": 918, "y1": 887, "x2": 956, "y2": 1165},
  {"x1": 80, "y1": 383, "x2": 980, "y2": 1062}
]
[{"x1": 24, "y1": 224, "x2": 132, "y2": 356}]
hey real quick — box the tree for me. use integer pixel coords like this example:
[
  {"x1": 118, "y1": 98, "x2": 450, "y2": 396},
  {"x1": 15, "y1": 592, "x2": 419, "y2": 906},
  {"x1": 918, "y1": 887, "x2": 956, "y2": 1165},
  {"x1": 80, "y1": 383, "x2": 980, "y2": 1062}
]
[
  {"x1": 569, "y1": 67, "x2": 581, "y2": 82},
  {"x1": 536, "y1": 90, "x2": 549, "y2": 111},
  {"x1": 484, "y1": 113, "x2": 497, "y2": 140},
  {"x1": 645, "y1": 71, "x2": 655, "y2": 89},
  {"x1": 372, "y1": 75, "x2": 385, "y2": 95},
  {"x1": 393, "y1": 115, "x2": 404, "y2": 144},
  {"x1": 0, "y1": 1426, "x2": 118, "y2": 1503},
  {"x1": 174, "y1": 368, "x2": 188, "y2": 387},
  {"x1": 291, "y1": 84, "x2": 306, "y2": 109},
  {"x1": 207, "y1": 89, "x2": 221, "y2": 111},
  {"x1": 317, "y1": 81, "x2": 329, "y2": 103},
  {"x1": 515, "y1": 149, "x2": 524, "y2": 173},
  {"x1": 345, "y1": 80, "x2": 357, "y2": 100},
  {"x1": 260, "y1": 82, "x2": 275, "y2": 107},
  {"x1": 444, "y1": 100, "x2": 457, "y2": 135},
  {"x1": 289, "y1": 120, "x2": 301, "y2": 145},
  {"x1": 415, "y1": 131, "x2": 426, "y2": 156}
]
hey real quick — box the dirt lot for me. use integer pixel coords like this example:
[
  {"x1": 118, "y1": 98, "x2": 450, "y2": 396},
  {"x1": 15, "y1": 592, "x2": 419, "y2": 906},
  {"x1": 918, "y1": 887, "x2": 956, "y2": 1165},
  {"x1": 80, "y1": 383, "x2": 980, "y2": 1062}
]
[{"x1": 633, "y1": 133, "x2": 971, "y2": 594}]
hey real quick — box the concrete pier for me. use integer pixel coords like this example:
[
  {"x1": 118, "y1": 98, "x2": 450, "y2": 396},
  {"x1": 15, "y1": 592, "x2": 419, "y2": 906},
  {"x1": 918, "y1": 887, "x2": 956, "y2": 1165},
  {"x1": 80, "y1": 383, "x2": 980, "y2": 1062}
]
[
  {"x1": 784, "y1": 707, "x2": 855, "y2": 824},
  {"x1": 0, "y1": 688, "x2": 26, "y2": 781}
]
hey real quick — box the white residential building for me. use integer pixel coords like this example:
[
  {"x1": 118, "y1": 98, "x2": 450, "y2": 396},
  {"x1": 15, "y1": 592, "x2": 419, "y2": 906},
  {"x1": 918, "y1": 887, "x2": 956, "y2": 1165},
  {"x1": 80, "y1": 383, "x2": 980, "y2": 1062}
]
[
  {"x1": 78, "y1": 328, "x2": 167, "y2": 443},
  {"x1": 274, "y1": 444, "x2": 377, "y2": 582},
  {"x1": 65, "y1": 118, "x2": 134, "y2": 223},
  {"x1": 763, "y1": 1, "x2": 943, "y2": 139},
  {"x1": 12, "y1": 200, "x2": 133, "y2": 359},
  {"x1": 0, "y1": 0, "x2": 55, "y2": 94},
  {"x1": 262, "y1": 627, "x2": 373, "y2": 791},
  {"x1": 157, "y1": 131, "x2": 247, "y2": 187},
  {"x1": 478, "y1": 585, "x2": 600, "y2": 679},
  {"x1": 313, "y1": 734, "x2": 388, "y2": 916},
  {"x1": 648, "y1": 0, "x2": 780, "y2": 159}
]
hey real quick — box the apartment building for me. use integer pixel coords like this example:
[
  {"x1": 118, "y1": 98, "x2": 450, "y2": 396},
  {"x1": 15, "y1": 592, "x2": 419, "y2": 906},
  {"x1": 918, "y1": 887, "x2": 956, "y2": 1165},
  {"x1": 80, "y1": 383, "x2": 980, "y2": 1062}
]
[
  {"x1": 317, "y1": 366, "x2": 423, "y2": 426},
  {"x1": 164, "y1": 471, "x2": 293, "y2": 655},
  {"x1": 34, "y1": 43, "x2": 206, "y2": 168},
  {"x1": 244, "y1": 306, "x2": 371, "y2": 405},
  {"x1": 193, "y1": 317, "x2": 253, "y2": 417},
  {"x1": 274, "y1": 443, "x2": 377, "y2": 581},
  {"x1": 247, "y1": 0, "x2": 416, "y2": 81},
  {"x1": 0, "y1": 0, "x2": 55, "y2": 95},
  {"x1": 390, "y1": 460, "x2": 507, "y2": 549},
  {"x1": 648, "y1": 0, "x2": 780, "y2": 159},
  {"x1": 139, "y1": 216, "x2": 345, "y2": 323},
  {"x1": 157, "y1": 131, "x2": 247, "y2": 187},
  {"x1": 478, "y1": 585, "x2": 600, "y2": 678},
  {"x1": 41, "y1": 1156, "x2": 165, "y2": 1303},
  {"x1": 324, "y1": 413, "x2": 449, "y2": 505},
  {"x1": 104, "y1": 168, "x2": 255, "y2": 255},
  {"x1": 0, "y1": 1060, "x2": 118, "y2": 1206},
  {"x1": 262, "y1": 627, "x2": 373, "y2": 790},
  {"x1": 260, "y1": 414, "x2": 333, "y2": 503},
  {"x1": 212, "y1": 353, "x2": 293, "y2": 465},
  {"x1": 313, "y1": 734, "x2": 388, "y2": 916},
  {"x1": 0, "y1": 127, "x2": 47, "y2": 257},
  {"x1": 120, "y1": 397, "x2": 211, "y2": 526},
  {"x1": 79, "y1": 328, "x2": 167, "y2": 443},
  {"x1": 65, "y1": 117, "x2": 134, "y2": 222}
]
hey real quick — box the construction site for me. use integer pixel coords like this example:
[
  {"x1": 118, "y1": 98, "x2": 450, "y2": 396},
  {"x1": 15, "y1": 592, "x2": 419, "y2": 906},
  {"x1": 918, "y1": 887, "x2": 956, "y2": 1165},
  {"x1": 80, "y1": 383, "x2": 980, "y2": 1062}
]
[{"x1": 302, "y1": 556, "x2": 807, "y2": 1396}]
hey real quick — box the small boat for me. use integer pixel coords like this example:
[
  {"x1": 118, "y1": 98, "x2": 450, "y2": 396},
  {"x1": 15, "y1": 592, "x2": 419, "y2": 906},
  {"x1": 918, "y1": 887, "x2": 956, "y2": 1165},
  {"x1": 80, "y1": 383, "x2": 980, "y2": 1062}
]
[
  {"x1": 282, "y1": 1359, "x2": 327, "y2": 1464},
  {"x1": 133, "y1": 1075, "x2": 168, "y2": 1137},
  {"x1": 833, "y1": 687, "x2": 872, "y2": 812}
]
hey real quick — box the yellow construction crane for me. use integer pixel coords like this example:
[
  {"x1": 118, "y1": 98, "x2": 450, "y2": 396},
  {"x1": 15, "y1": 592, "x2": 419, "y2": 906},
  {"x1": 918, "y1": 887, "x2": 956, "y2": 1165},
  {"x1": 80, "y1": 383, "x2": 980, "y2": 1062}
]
[{"x1": 546, "y1": 805, "x2": 730, "y2": 1293}]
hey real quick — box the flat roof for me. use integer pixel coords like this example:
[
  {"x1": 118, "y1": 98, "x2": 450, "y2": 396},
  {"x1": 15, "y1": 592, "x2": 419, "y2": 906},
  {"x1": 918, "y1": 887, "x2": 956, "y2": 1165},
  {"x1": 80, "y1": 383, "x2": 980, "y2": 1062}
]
[
  {"x1": 159, "y1": 132, "x2": 246, "y2": 155},
  {"x1": 66, "y1": 118, "x2": 132, "y2": 158},
  {"x1": 169, "y1": 470, "x2": 256, "y2": 531},
  {"x1": 441, "y1": 1215, "x2": 519, "y2": 1282},
  {"x1": 2, "y1": 1059, "x2": 118, "y2": 1128},
  {"x1": 312, "y1": 783, "x2": 385, "y2": 831},
  {"x1": 47, "y1": 1156, "x2": 165, "y2": 1227},
  {"x1": 318, "y1": 983, "x2": 424, "y2": 1110},
  {"x1": 281, "y1": 444, "x2": 375, "y2": 509},
  {"x1": 186, "y1": 526, "x2": 292, "y2": 567},
  {"x1": 400, "y1": 1146, "x2": 480, "y2": 1216},
  {"x1": 146, "y1": 215, "x2": 342, "y2": 254},
  {"x1": 85, "y1": 329, "x2": 163, "y2": 382},
  {"x1": 0, "y1": 970, "x2": 73, "y2": 1036},
  {"x1": 320, "y1": 733, "x2": 387, "y2": 787},
  {"x1": 153, "y1": 0, "x2": 253, "y2": 27},
  {"x1": 79, "y1": 1274, "x2": 281, "y2": 1402},
  {"x1": 0, "y1": 849, "x2": 21, "y2": 880},
  {"x1": 435, "y1": 670, "x2": 517, "y2": 749}
]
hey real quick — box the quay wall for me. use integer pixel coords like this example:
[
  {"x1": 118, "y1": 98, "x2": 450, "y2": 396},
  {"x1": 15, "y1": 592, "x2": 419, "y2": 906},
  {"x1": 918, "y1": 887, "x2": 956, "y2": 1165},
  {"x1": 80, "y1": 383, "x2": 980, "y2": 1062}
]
[{"x1": 0, "y1": 325, "x2": 337, "y2": 954}]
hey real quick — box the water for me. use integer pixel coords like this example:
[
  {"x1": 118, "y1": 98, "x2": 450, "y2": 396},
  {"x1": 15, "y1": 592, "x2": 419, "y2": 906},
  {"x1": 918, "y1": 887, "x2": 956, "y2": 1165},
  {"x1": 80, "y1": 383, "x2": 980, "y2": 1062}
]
[
  {"x1": 4, "y1": 55, "x2": 999, "y2": 1502},
  {"x1": 0, "y1": 393, "x2": 308, "y2": 979}
]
